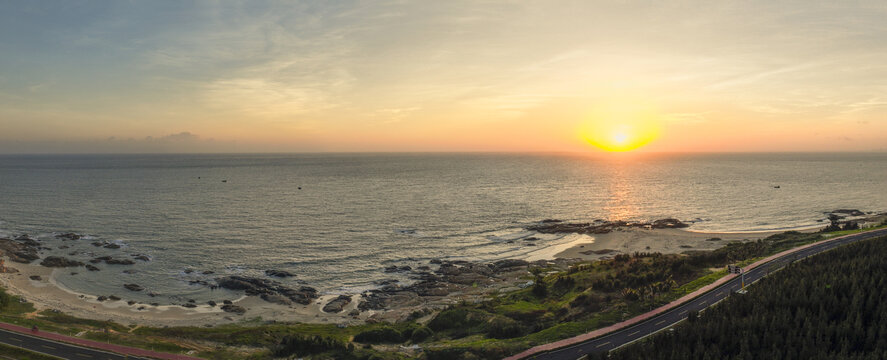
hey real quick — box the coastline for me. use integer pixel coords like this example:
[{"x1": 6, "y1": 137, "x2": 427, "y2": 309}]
[{"x1": 5, "y1": 214, "x2": 884, "y2": 328}]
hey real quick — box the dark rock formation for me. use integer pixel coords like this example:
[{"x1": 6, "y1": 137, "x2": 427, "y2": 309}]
[
  {"x1": 527, "y1": 218, "x2": 689, "y2": 234},
  {"x1": 264, "y1": 269, "x2": 294, "y2": 278},
  {"x1": 103, "y1": 243, "x2": 121, "y2": 249},
  {"x1": 207, "y1": 300, "x2": 217, "y2": 307},
  {"x1": 322, "y1": 295, "x2": 352, "y2": 313},
  {"x1": 96, "y1": 296, "x2": 108, "y2": 302},
  {"x1": 0, "y1": 238, "x2": 40, "y2": 263},
  {"x1": 40, "y1": 256, "x2": 84, "y2": 268},
  {"x1": 221, "y1": 304, "x2": 246, "y2": 314},
  {"x1": 85, "y1": 264, "x2": 100, "y2": 271},
  {"x1": 182, "y1": 303, "x2": 197, "y2": 308},
  {"x1": 130, "y1": 254, "x2": 150, "y2": 261},
  {"x1": 29, "y1": 275, "x2": 42, "y2": 281},
  {"x1": 491, "y1": 259, "x2": 529, "y2": 271},
  {"x1": 123, "y1": 283, "x2": 144, "y2": 292},
  {"x1": 830, "y1": 209, "x2": 865, "y2": 216},
  {"x1": 215, "y1": 276, "x2": 318, "y2": 305},
  {"x1": 108, "y1": 295, "x2": 121, "y2": 301},
  {"x1": 56, "y1": 233, "x2": 81, "y2": 241}
]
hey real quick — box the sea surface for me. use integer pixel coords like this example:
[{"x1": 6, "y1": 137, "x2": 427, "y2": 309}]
[{"x1": 0, "y1": 153, "x2": 884, "y2": 303}]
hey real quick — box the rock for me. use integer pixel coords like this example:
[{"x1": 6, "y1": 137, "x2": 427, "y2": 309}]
[
  {"x1": 147, "y1": 292, "x2": 157, "y2": 297},
  {"x1": 183, "y1": 269, "x2": 194, "y2": 274},
  {"x1": 706, "y1": 237, "x2": 722, "y2": 241},
  {"x1": 0, "y1": 238, "x2": 40, "y2": 263},
  {"x1": 580, "y1": 249, "x2": 618, "y2": 255},
  {"x1": 201, "y1": 270, "x2": 214, "y2": 275},
  {"x1": 85, "y1": 264, "x2": 100, "y2": 271},
  {"x1": 131, "y1": 254, "x2": 151, "y2": 262},
  {"x1": 96, "y1": 296, "x2": 108, "y2": 302},
  {"x1": 215, "y1": 275, "x2": 318, "y2": 305},
  {"x1": 221, "y1": 304, "x2": 246, "y2": 314},
  {"x1": 651, "y1": 218, "x2": 689, "y2": 229},
  {"x1": 207, "y1": 300, "x2": 217, "y2": 307},
  {"x1": 56, "y1": 233, "x2": 81, "y2": 241},
  {"x1": 384, "y1": 265, "x2": 399, "y2": 273},
  {"x1": 322, "y1": 295, "x2": 352, "y2": 313},
  {"x1": 40, "y1": 256, "x2": 84, "y2": 268},
  {"x1": 29, "y1": 275, "x2": 42, "y2": 281},
  {"x1": 830, "y1": 209, "x2": 865, "y2": 216},
  {"x1": 264, "y1": 269, "x2": 295, "y2": 278},
  {"x1": 127, "y1": 300, "x2": 136, "y2": 305},
  {"x1": 70, "y1": 272, "x2": 78, "y2": 275},
  {"x1": 417, "y1": 266, "x2": 430, "y2": 271},
  {"x1": 182, "y1": 303, "x2": 198, "y2": 308},
  {"x1": 492, "y1": 259, "x2": 529, "y2": 271},
  {"x1": 188, "y1": 299, "x2": 196, "y2": 303},
  {"x1": 108, "y1": 295, "x2": 121, "y2": 301},
  {"x1": 103, "y1": 243, "x2": 121, "y2": 249},
  {"x1": 348, "y1": 309, "x2": 360, "y2": 316},
  {"x1": 138, "y1": 306, "x2": 146, "y2": 311},
  {"x1": 528, "y1": 218, "x2": 689, "y2": 234},
  {"x1": 399, "y1": 266, "x2": 412, "y2": 271},
  {"x1": 223, "y1": 300, "x2": 233, "y2": 305},
  {"x1": 15, "y1": 236, "x2": 40, "y2": 247},
  {"x1": 91, "y1": 242, "x2": 104, "y2": 247},
  {"x1": 106, "y1": 258, "x2": 135, "y2": 265},
  {"x1": 124, "y1": 283, "x2": 144, "y2": 292}
]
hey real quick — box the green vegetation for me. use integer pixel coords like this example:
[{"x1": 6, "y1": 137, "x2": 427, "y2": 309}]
[
  {"x1": 600, "y1": 234, "x2": 887, "y2": 360},
  {"x1": 1, "y1": 228, "x2": 875, "y2": 359}
]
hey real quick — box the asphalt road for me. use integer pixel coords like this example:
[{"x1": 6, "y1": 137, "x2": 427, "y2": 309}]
[
  {"x1": 0, "y1": 328, "x2": 150, "y2": 360},
  {"x1": 530, "y1": 228, "x2": 887, "y2": 360}
]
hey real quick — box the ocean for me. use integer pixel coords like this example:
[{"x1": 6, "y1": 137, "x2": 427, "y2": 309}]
[{"x1": 0, "y1": 152, "x2": 884, "y2": 303}]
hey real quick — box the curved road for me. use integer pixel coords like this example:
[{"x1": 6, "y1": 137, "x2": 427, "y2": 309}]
[
  {"x1": 529, "y1": 228, "x2": 887, "y2": 360},
  {"x1": 0, "y1": 328, "x2": 150, "y2": 360}
]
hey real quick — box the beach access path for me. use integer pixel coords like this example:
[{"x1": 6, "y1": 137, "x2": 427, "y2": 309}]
[
  {"x1": 0, "y1": 321, "x2": 202, "y2": 360},
  {"x1": 507, "y1": 227, "x2": 887, "y2": 360}
]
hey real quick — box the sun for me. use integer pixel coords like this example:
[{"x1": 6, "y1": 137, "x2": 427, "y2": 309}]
[
  {"x1": 585, "y1": 124, "x2": 657, "y2": 152},
  {"x1": 579, "y1": 98, "x2": 662, "y2": 152}
]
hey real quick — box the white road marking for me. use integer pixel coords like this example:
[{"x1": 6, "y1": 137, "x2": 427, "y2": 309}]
[
  {"x1": 628, "y1": 330, "x2": 640, "y2": 337},
  {"x1": 595, "y1": 342, "x2": 610, "y2": 348}
]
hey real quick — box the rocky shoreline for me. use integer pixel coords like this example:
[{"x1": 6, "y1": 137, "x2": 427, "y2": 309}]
[
  {"x1": 0, "y1": 209, "x2": 883, "y2": 326},
  {"x1": 527, "y1": 218, "x2": 689, "y2": 234}
]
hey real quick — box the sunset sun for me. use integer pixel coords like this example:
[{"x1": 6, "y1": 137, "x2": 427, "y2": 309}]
[{"x1": 580, "y1": 99, "x2": 662, "y2": 152}]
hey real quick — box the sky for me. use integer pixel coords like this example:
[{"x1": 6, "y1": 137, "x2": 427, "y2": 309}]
[{"x1": 1, "y1": 1, "x2": 886, "y2": 153}]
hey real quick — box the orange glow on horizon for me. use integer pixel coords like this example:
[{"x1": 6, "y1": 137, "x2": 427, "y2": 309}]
[{"x1": 580, "y1": 97, "x2": 662, "y2": 152}]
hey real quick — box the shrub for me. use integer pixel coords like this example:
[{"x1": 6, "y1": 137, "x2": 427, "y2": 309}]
[
  {"x1": 427, "y1": 308, "x2": 487, "y2": 332},
  {"x1": 273, "y1": 335, "x2": 346, "y2": 357},
  {"x1": 411, "y1": 326, "x2": 434, "y2": 342},
  {"x1": 486, "y1": 316, "x2": 525, "y2": 339},
  {"x1": 353, "y1": 327, "x2": 403, "y2": 343}
]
